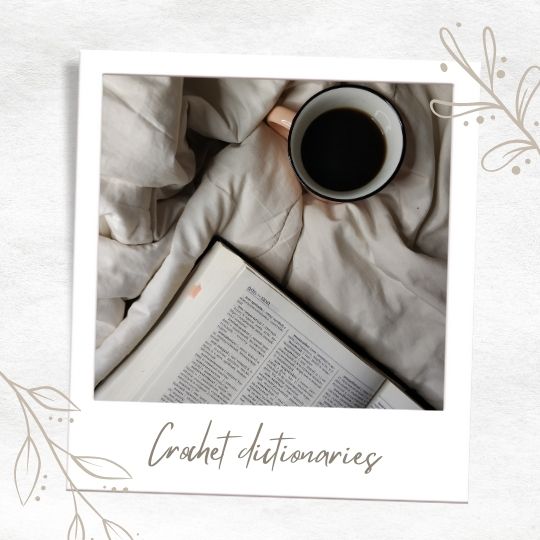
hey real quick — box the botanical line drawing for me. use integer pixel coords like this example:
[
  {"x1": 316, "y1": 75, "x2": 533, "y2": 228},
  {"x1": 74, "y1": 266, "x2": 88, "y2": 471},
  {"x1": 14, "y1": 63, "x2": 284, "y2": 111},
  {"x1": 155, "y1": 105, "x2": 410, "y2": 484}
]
[
  {"x1": 0, "y1": 369, "x2": 134, "y2": 540},
  {"x1": 430, "y1": 25, "x2": 540, "y2": 174}
]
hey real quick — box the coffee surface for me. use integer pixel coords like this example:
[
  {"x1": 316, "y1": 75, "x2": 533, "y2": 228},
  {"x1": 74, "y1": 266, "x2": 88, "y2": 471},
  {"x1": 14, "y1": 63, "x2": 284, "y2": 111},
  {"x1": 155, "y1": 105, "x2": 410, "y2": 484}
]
[{"x1": 300, "y1": 108, "x2": 386, "y2": 192}]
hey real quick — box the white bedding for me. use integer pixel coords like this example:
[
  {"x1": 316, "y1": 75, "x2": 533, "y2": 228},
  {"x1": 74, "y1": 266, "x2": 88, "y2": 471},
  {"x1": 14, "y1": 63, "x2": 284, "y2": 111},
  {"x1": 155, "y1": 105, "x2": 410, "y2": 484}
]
[{"x1": 95, "y1": 75, "x2": 451, "y2": 409}]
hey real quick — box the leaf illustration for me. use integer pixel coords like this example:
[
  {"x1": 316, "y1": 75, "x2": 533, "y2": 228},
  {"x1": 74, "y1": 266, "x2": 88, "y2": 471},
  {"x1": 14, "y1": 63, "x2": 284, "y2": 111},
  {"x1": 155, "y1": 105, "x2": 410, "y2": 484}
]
[
  {"x1": 483, "y1": 26, "x2": 497, "y2": 89},
  {"x1": 103, "y1": 519, "x2": 133, "y2": 540},
  {"x1": 14, "y1": 436, "x2": 41, "y2": 505},
  {"x1": 70, "y1": 455, "x2": 132, "y2": 480},
  {"x1": 516, "y1": 65, "x2": 540, "y2": 122},
  {"x1": 28, "y1": 386, "x2": 80, "y2": 412},
  {"x1": 430, "y1": 99, "x2": 497, "y2": 119},
  {"x1": 439, "y1": 27, "x2": 484, "y2": 86},
  {"x1": 481, "y1": 139, "x2": 533, "y2": 172},
  {"x1": 440, "y1": 27, "x2": 473, "y2": 71},
  {"x1": 68, "y1": 514, "x2": 85, "y2": 540}
]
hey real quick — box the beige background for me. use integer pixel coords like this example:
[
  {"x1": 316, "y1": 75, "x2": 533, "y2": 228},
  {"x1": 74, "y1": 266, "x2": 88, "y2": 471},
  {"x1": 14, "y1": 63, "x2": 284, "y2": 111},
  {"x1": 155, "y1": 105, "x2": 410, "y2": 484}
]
[{"x1": 1, "y1": 1, "x2": 539, "y2": 538}]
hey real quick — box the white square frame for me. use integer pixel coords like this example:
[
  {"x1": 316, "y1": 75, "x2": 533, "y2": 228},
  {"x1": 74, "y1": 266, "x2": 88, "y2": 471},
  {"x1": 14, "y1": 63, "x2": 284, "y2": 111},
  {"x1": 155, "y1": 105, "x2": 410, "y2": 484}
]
[{"x1": 69, "y1": 52, "x2": 479, "y2": 501}]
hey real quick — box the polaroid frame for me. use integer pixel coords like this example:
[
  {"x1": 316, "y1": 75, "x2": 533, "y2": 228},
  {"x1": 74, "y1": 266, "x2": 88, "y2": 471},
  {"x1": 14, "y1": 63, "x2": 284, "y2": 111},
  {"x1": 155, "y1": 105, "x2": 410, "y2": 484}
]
[{"x1": 69, "y1": 52, "x2": 479, "y2": 501}]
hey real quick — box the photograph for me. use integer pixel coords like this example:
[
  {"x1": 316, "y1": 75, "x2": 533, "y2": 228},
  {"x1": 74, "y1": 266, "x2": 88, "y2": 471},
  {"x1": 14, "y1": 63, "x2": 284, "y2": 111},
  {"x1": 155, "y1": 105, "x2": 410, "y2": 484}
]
[{"x1": 94, "y1": 75, "x2": 452, "y2": 411}]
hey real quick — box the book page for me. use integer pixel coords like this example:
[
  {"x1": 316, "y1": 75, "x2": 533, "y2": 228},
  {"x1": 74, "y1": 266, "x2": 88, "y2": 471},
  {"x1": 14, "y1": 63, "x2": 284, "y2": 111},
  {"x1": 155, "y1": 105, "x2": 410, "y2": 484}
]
[
  {"x1": 96, "y1": 242, "x2": 245, "y2": 401},
  {"x1": 366, "y1": 379, "x2": 422, "y2": 410},
  {"x1": 141, "y1": 263, "x2": 386, "y2": 407}
]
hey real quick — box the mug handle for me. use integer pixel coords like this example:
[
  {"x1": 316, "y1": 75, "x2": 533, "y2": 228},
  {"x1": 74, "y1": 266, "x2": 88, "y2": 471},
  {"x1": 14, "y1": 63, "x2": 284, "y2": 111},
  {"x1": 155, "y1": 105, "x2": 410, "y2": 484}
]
[{"x1": 266, "y1": 106, "x2": 296, "y2": 139}]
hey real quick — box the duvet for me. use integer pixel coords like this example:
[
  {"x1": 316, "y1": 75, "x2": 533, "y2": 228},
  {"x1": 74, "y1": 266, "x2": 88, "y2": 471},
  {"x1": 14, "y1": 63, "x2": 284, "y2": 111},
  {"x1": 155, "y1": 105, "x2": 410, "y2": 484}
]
[{"x1": 95, "y1": 75, "x2": 451, "y2": 409}]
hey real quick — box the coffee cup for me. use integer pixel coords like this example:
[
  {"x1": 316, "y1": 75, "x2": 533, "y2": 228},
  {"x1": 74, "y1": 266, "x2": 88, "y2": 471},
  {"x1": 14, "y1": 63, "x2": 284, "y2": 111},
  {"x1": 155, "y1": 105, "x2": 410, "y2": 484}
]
[{"x1": 266, "y1": 85, "x2": 405, "y2": 202}]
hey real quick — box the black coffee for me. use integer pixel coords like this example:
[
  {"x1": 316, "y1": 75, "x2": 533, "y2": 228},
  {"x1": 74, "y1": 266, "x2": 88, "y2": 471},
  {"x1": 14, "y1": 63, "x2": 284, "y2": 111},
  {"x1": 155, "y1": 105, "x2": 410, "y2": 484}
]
[{"x1": 300, "y1": 108, "x2": 386, "y2": 192}]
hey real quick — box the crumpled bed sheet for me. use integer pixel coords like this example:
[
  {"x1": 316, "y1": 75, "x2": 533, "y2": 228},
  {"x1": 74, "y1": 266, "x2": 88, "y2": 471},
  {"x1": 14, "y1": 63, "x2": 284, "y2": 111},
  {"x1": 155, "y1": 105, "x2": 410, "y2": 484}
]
[{"x1": 96, "y1": 75, "x2": 451, "y2": 410}]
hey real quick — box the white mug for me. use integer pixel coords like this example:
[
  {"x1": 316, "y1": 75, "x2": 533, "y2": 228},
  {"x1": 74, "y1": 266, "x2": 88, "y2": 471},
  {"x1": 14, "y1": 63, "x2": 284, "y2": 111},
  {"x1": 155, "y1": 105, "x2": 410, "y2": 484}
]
[{"x1": 266, "y1": 85, "x2": 406, "y2": 202}]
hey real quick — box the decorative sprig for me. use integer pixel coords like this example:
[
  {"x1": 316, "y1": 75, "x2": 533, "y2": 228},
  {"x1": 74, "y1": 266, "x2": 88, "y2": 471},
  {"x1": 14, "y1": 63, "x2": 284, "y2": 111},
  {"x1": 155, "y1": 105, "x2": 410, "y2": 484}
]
[
  {"x1": 0, "y1": 369, "x2": 134, "y2": 540},
  {"x1": 430, "y1": 25, "x2": 540, "y2": 173}
]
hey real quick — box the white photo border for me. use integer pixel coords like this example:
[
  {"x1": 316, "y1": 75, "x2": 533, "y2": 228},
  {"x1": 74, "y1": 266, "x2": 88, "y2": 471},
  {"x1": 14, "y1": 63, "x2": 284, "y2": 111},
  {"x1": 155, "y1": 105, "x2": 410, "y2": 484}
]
[{"x1": 69, "y1": 52, "x2": 479, "y2": 502}]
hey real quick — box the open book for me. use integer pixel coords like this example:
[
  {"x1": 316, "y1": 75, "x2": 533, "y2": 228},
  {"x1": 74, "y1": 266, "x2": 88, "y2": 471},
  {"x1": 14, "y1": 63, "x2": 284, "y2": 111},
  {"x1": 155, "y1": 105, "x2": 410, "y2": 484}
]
[{"x1": 96, "y1": 239, "x2": 423, "y2": 410}]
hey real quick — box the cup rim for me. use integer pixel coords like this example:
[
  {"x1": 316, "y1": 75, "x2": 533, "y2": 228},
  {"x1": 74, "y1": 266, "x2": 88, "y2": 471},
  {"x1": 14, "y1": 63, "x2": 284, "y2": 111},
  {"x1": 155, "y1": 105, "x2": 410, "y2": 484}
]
[{"x1": 287, "y1": 84, "x2": 407, "y2": 203}]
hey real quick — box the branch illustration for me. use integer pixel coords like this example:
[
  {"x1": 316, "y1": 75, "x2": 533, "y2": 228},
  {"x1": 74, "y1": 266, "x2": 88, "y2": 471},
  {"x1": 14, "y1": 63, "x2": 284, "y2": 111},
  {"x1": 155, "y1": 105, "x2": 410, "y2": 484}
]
[
  {"x1": 0, "y1": 369, "x2": 133, "y2": 540},
  {"x1": 430, "y1": 25, "x2": 540, "y2": 173}
]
